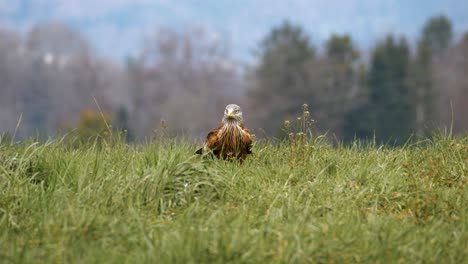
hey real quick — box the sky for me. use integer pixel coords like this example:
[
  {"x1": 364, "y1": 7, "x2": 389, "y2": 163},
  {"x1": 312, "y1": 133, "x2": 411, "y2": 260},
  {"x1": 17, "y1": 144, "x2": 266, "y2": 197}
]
[{"x1": 1, "y1": 0, "x2": 467, "y2": 62}]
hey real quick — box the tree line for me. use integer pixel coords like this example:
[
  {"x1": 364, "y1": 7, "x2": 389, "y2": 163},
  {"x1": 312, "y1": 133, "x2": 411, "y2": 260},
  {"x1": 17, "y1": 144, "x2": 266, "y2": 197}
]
[
  {"x1": 251, "y1": 15, "x2": 468, "y2": 143},
  {"x1": 0, "y1": 15, "x2": 467, "y2": 143}
]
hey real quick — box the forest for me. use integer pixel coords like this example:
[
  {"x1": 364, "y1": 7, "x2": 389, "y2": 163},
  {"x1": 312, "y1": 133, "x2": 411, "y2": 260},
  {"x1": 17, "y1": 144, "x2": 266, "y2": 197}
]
[{"x1": 0, "y1": 15, "x2": 467, "y2": 143}]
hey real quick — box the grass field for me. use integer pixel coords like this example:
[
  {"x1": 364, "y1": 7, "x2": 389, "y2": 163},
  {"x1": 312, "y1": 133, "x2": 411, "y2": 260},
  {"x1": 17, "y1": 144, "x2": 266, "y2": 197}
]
[{"x1": 0, "y1": 132, "x2": 467, "y2": 263}]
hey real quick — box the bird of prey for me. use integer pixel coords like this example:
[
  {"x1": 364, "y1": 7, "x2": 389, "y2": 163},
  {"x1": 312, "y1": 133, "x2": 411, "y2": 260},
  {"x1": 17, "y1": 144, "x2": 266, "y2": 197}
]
[{"x1": 195, "y1": 104, "x2": 253, "y2": 162}]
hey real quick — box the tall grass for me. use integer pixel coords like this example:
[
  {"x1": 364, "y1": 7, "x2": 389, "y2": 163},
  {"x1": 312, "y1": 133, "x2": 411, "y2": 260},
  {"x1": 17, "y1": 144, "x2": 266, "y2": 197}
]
[{"x1": 0, "y1": 129, "x2": 467, "y2": 263}]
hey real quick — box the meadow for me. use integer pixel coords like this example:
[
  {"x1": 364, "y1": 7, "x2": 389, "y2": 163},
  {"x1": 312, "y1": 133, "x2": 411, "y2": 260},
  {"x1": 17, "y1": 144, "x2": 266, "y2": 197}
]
[{"x1": 0, "y1": 131, "x2": 467, "y2": 263}]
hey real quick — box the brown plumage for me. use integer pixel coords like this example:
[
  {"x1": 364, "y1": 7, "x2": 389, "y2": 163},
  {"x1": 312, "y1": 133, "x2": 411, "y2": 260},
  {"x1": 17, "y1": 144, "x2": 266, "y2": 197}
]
[{"x1": 195, "y1": 104, "x2": 253, "y2": 162}]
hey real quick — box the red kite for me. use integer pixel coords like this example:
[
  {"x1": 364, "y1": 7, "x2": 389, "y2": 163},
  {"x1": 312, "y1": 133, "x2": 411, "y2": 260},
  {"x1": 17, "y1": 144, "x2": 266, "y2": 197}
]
[{"x1": 196, "y1": 104, "x2": 253, "y2": 162}]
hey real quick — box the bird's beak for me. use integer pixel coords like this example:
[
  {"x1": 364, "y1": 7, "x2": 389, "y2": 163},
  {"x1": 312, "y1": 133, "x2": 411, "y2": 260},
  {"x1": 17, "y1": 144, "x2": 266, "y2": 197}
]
[{"x1": 228, "y1": 112, "x2": 236, "y2": 118}]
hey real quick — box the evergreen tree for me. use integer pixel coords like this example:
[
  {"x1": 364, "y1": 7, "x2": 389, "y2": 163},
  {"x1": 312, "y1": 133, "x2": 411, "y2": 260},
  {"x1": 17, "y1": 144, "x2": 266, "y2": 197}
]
[
  {"x1": 422, "y1": 15, "x2": 453, "y2": 54},
  {"x1": 369, "y1": 36, "x2": 413, "y2": 143},
  {"x1": 320, "y1": 34, "x2": 360, "y2": 138},
  {"x1": 342, "y1": 65, "x2": 370, "y2": 142},
  {"x1": 326, "y1": 35, "x2": 358, "y2": 64},
  {"x1": 411, "y1": 15, "x2": 453, "y2": 136},
  {"x1": 411, "y1": 39, "x2": 433, "y2": 136},
  {"x1": 249, "y1": 21, "x2": 315, "y2": 134},
  {"x1": 347, "y1": 35, "x2": 413, "y2": 143}
]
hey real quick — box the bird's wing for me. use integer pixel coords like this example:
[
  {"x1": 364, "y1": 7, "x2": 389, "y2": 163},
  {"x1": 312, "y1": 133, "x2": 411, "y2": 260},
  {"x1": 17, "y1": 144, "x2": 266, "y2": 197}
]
[
  {"x1": 204, "y1": 126, "x2": 222, "y2": 151},
  {"x1": 195, "y1": 124, "x2": 223, "y2": 155},
  {"x1": 241, "y1": 127, "x2": 253, "y2": 154}
]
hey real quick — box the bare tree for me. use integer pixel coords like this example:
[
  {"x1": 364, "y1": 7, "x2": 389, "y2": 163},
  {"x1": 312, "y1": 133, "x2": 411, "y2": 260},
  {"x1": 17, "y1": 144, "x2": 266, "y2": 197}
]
[
  {"x1": 128, "y1": 27, "x2": 242, "y2": 138},
  {"x1": 432, "y1": 34, "x2": 468, "y2": 134},
  {"x1": 0, "y1": 22, "x2": 129, "y2": 138},
  {"x1": 0, "y1": 28, "x2": 24, "y2": 135}
]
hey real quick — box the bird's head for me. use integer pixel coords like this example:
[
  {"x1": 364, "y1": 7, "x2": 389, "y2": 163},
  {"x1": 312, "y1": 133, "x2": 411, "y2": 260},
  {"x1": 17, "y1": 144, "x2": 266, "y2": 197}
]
[{"x1": 222, "y1": 104, "x2": 243, "y2": 124}]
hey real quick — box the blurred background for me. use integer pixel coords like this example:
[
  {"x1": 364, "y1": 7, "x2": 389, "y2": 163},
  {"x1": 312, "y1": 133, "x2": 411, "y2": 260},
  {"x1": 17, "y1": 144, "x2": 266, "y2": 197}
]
[{"x1": 0, "y1": 0, "x2": 467, "y2": 143}]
